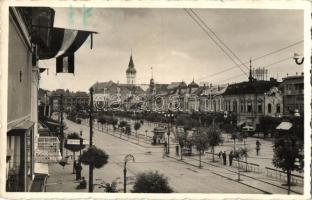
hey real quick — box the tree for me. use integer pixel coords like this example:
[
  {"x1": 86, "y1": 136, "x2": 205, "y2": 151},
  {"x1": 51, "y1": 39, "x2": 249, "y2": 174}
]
[
  {"x1": 125, "y1": 124, "x2": 132, "y2": 135},
  {"x1": 239, "y1": 147, "x2": 250, "y2": 172},
  {"x1": 97, "y1": 116, "x2": 106, "y2": 131},
  {"x1": 132, "y1": 171, "x2": 173, "y2": 193},
  {"x1": 192, "y1": 128, "x2": 209, "y2": 168},
  {"x1": 64, "y1": 132, "x2": 85, "y2": 173},
  {"x1": 207, "y1": 127, "x2": 223, "y2": 162},
  {"x1": 134, "y1": 122, "x2": 141, "y2": 135},
  {"x1": 119, "y1": 120, "x2": 128, "y2": 128},
  {"x1": 111, "y1": 118, "x2": 118, "y2": 130},
  {"x1": 175, "y1": 128, "x2": 188, "y2": 160},
  {"x1": 80, "y1": 146, "x2": 109, "y2": 168},
  {"x1": 272, "y1": 119, "x2": 303, "y2": 194},
  {"x1": 233, "y1": 147, "x2": 246, "y2": 181}
]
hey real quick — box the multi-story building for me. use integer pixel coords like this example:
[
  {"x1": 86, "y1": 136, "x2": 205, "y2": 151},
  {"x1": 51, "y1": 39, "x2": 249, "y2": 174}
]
[
  {"x1": 91, "y1": 81, "x2": 145, "y2": 111},
  {"x1": 198, "y1": 84, "x2": 227, "y2": 113},
  {"x1": 6, "y1": 7, "x2": 41, "y2": 192},
  {"x1": 279, "y1": 73, "x2": 304, "y2": 116},
  {"x1": 48, "y1": 89, "x2": 89, "y2": 113},
  {"x1": 222, "y1": 63, "x2": 281, "y2": 128}
]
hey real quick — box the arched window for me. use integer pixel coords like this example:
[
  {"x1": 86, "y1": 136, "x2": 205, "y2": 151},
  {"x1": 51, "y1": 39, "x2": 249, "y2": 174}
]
[
  {"x1": 233, "y1": 100, "x2": 238, "y2": 112},
  {"x1": 268, "y1": 103, "x2": 272, "y2": 113},
  {"x1": 247, "y1": 99, "x2": 252, "y2": 113},
  {"x1": 240, "y1": 99, "x2": 244, "y2": 113},
  {"x1": 257, "y1": 99, "x2": 263, "y2": 113}
]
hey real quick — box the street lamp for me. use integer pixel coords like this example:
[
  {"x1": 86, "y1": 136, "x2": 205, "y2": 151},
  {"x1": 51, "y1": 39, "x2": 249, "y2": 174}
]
[
  {"x1": 164, "y1": 111, "x2": 175, "y2": 155},
  {"x1": 123, "y1": 154, "x2": 135, "y2": 193},
  {"x1": 88, "y1": 87, "x2": 94, "y2": 193}
]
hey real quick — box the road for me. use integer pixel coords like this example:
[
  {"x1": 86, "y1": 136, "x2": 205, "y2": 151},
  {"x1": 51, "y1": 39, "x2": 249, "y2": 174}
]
[{"x1": 65, "y1": 119, "x2": 264, "y2": 193}]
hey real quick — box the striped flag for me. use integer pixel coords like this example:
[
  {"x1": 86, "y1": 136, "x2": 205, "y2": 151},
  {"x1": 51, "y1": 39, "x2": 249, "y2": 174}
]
[
  {"x1": 56, "y1": 53, "x2": 75, "y2": 74},
  {"x1": 37, "y1": 27, "x2": 95, "y2": 74}
]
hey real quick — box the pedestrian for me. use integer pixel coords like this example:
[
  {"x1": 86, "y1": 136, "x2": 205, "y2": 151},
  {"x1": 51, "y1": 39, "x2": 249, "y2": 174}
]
[
  {"x1": 229, "y1": 151, "x2": 233, "y2": 166},
  {"x1": 256, "y1": 140, "x2": 261, "y2": 156},
  {"x1": 218, "y1": 151, "x2": 222, "y2": 160},
  {"x1": 77, "y1": 177, "x2": 87, "y2": 189},
  {"x1": 73, "y1": 160, "x2": 77, "y2": 174},
  {"x1": 75, "y1": 162, "x2": 82, "y2": 180},
  {"x1": 163, "y1": 141, "x2": 168, "y2": 158},
  {"x1": 222, "y1": 151, "x2": 227, "y2": 165}
]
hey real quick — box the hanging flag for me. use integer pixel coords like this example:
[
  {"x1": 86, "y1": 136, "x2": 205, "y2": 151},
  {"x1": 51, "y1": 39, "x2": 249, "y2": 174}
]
[
  {"x1": 56, "y1": 53, "x2": 75, "y2": 74},
  {"x1": 38, "y1": 27, "x2": 95, "y2": 60}
]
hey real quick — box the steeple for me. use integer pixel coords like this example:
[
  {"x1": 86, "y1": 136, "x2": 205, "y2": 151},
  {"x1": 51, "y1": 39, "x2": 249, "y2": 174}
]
[
  {"x1": 126, "y1": 50, "x2": 136, "y2": 85},
  {"x1": 248, "y1": 58, "x2": 253, "y2": 82}
]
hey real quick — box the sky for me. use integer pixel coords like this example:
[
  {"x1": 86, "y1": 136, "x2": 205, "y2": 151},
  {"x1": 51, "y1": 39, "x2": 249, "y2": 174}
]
[{"x1": 39, "y1": 7, "x2": 304, "y2": 92}]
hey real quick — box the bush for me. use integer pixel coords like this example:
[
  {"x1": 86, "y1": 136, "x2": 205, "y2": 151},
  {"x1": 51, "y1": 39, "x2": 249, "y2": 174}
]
[{"x1": 132, "y1": 171, "x2": 173, "y2": 193}]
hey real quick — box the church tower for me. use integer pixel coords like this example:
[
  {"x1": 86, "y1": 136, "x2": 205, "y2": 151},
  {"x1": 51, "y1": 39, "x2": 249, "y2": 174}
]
[{"x1": 126, "y1": 53, "x2": 136, "y2": 85}]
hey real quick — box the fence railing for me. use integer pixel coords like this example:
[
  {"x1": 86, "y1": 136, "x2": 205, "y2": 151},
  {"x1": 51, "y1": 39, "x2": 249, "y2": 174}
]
[
  {"x1": 232, "y1": 159, "x2": 261, "y2": 173},
  {"x1": 265, "y1": 167, "x2": 303, "y2": 185}
]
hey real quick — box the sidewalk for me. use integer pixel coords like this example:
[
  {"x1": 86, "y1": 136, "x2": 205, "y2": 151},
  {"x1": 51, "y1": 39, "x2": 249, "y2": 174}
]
[
  {"x1": 167, "y1": 152, "x2": 303, "y2": 195},
  {"x1": 46, "y1": 157, "x2": 88, "y2": 192}
]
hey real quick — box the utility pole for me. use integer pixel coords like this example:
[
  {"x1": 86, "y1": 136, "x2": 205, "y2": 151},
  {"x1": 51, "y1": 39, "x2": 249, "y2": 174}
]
[
  {"x1": 60, "y1": 94, "x2": 64, "y2": 156},
  {"x1": 124, "y1": 154, "x2": 135, "y2": 193},
  {"x1": 89, "y1": 87, "x2": 94, "y2": 192}
]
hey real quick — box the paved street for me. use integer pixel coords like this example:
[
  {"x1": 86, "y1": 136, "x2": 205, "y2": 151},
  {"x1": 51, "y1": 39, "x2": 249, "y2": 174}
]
[
  {"x1": 47, "y1": 119, "x2": 266, "y2": 193},
  {"x1": 46, "y1": 118, "x2": 302, "y2": 194}
]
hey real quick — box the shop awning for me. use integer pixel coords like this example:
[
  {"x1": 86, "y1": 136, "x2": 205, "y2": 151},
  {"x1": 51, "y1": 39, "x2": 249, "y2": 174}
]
[
  {"x1": 237, "y1": 121, "x2": 246, "y2": 126},
  {"x1": 34, "y1": 163, "x2": 49, "y2": 176},
  {"x1": 276, "y1": 122, "x2": 293, "y2": 130},
  {"x1": 7, "y1": 120, "x2": 35, "y2": 133}
]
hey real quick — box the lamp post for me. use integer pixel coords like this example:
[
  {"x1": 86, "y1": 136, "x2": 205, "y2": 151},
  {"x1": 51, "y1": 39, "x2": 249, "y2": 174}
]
[
  {"x1": 88, "y1": 87, "x2": 94, "y2": 193},
  {"x1": 123, "y1": 154, "x2": 135, "y2": 193},
  {"x1": 164, "y1": 111, "x2": 175, "y2": 154},
  {"x1": 60, "y1": 94, "x2": 64, "y2": 157}
]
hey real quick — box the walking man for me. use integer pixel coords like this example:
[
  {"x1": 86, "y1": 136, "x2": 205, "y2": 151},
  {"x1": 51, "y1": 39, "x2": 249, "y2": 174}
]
[
  {"x1": 75, "y1": 162, "x2": 82, "y2": 180},
  {"x1": 229, "y1": 151, "x2": 233, "y2": 166},
  {"x1": 256, "y1": 140, "x2": 261, "y2": 156},
  {"x1": 222, "y1": 151, "x2": 227, "y2": 165},
  {"x1": 163, "y1": 141, "x2": 168, "y2": 158}
]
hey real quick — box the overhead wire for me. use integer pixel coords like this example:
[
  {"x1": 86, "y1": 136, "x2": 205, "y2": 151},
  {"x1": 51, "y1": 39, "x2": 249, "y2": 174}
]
[
  {"x1": 184, "y1": 8, "x2": 248, "y2": 77},
  {"x1": 218, "y1": 56, "x2": 294, "y2": 84},
  {"x1": 189, "y1": 8, "x2": 249, "y2": 71},
  {"x1": 195, "y1": 41, "x2": 303, "y2": 82}
]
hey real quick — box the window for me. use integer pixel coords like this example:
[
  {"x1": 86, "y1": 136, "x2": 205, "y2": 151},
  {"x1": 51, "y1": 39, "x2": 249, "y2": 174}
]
[
  {"x1": 247, "y1": 100, "x2": 252, "y2": 113},
  {"x1": 276, "y1": 104, "x2": 280, "y2": 113},
  {"x1": 257, "y1": 99, "x2": 263, "y2": 113},
  {"x1": 233, "y1": 100, "x2": 237, "y2": 112},
  {"x1": 268, "y1": 103, "x2": 272, "y2": 113},
  {"x1": 258, "y1": 104, "x2": 262, "y2": 113}
]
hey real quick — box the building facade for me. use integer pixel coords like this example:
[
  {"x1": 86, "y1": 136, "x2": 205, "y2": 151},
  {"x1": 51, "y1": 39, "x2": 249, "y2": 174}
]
[
  {"x1": 6, "y1": 8, "x2": 38, "y2": 192},
  {"x1": 222, "y1": 64, "x2": 281, "y2": 128},
  {"x1": 280, "y1": 74, "x2": 304, "y2": 116}
]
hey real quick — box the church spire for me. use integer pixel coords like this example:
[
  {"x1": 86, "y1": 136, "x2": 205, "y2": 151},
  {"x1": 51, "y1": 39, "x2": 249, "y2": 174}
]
[{"x1": 126, "y1": 51, "x2": 136, "y2": 85}]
